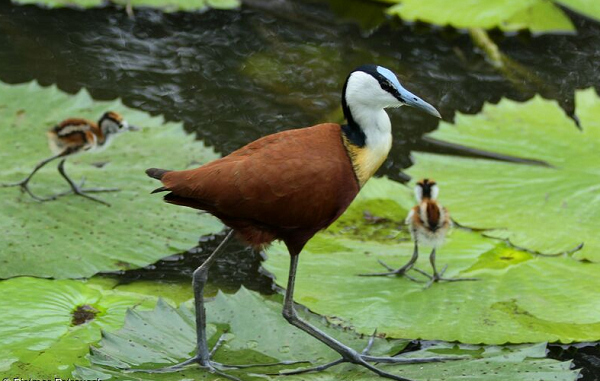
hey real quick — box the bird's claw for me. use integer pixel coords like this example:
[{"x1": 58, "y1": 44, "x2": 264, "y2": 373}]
[
  {"x1": 275, "y1": 330, "x2": 379, "y2": 377},
  {"x1": 417, "y1": 265, "x2": 479, "y2": 289},
  {"x1": 129, "y1": 357, "x2": 243, "y2": 381},
  {"x1": 128, "y1": 333, "x2": 308, "y2": 380},
  {"x1": 14, "y1": 182, "x2": 60, "y2": 202},
  {"x1": 0, "y1": 180, "x2": 26, "y2": 188},
  {"x1": 127, "y1": 334, "x2": 240, "y2": 380},
  {"x1": 357, "y1": 260, "x2": 422, "y2": 283},
  {"x1": 276, "y1": 331, "x2": 466, "y2": 381},
  {"x1": 62, "y1": 182, "x2": 116, "y2": 206},
  {"x1": 2, "y1": 177, "x2": 117, "y2": 206}
]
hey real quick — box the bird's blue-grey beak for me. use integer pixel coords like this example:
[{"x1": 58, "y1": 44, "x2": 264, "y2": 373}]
[
  {"x1": 375, "y1": 66, "x2": 441, "y2": 118},
  {"x1": 398, "y1": 87, "x2": 441, "y2": 118},
  {"x1": 123, "y1": 121, "x2": 139, "y2": 131}
]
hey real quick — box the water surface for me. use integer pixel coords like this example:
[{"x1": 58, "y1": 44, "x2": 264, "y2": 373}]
[{"x1": 1, "y1": 0, "x2": 599, "y2": 378}]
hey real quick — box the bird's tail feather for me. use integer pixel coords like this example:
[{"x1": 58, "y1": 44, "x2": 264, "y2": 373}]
[
  {"x1": 146, "y1": 168, "x2": 171, "y2": 180},
  {"x1": 151, "y1": 187, "x2": 169, "y2": 194}
]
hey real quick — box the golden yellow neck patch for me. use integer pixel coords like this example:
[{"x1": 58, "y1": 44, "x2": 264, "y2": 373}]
[{"x1": 342, "y1": 134, "x2": 389, "y2": 187}]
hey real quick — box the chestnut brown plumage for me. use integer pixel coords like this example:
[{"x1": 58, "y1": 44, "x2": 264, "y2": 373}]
[
  {"x1": 145, "y1": 64, "x2": 448, "y2": 381},
  {"x1": 148, "y1": 123, "x2": 359, "y2": 255}
]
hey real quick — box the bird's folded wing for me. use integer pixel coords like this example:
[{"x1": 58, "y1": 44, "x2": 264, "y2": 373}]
[{"x1": 161, "y1": 123, "x2": 359, "y2": 230}]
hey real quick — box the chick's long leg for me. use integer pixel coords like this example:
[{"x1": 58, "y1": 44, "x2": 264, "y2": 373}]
[
  {"x1": 134, "y1": 230, "x2": 306, "y2": 379},
  {"x1": 0, "y1": 152, "x2": 66, "y2": 201},
  {"x1": 358, "y1": 242, "x2": 421, "y2": 282},
  {"x1": 56, "y1": 159, "x2": 119, "y2": 206},
  {"x1": 280, "y1": 254, "x2": 462, "y2": 381},
  {"x1": 415, "y1": 249, "x2": 479, "y2": 289}
]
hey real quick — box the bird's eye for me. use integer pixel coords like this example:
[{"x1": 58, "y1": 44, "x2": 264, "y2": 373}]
[{"x1": 380, "y1": 80, "x2": 395, "y2": 93}]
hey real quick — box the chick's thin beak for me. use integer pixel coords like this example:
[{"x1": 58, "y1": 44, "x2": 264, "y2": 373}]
[
  {"x1": 128, "y1": 124, "x2": 140, "y2": 131},
  {"x1": 398, "y1": 87, "x2": 442, "y2": 118}
]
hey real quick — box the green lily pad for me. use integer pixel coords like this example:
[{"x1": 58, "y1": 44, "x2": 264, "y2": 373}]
[
  {"x1": 75, "y1": 287, "x2": 577, "y2": 380},
  {"x1": 262, "y1": 177, "x2": 600, "y2": 344},
  {"x1": 11, "y1": 0, "x2": 240, "y2": 12},
  {"x1": 0, "y1": 82, "x2": 223, "y2": 279},
  {"x1": 386, "y1": 0, "x2": 600, "y2": 33},
  {"x1": 0, "y1": 277, "x2": 158, "y2": 378},
  {"x1": 407, "y1": 88, "x2": 600, "y2": 263},
  {"x1": 84, "y1": 287, "x2": 409, "y2": 370}
]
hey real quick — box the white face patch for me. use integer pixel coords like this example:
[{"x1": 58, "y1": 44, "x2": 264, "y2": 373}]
[
  {"x1": 414, "y1": 184, "x2": 423, "y2": 202},
  {"x1": 345, "y1": 71, "x2": 401, "y2": 109},
  {"x1": 430, "y1": 184, "x2": 439, "y2": 200},
  {"x1": 343, "y1": 71, "x2": 395, "y2": 185}
]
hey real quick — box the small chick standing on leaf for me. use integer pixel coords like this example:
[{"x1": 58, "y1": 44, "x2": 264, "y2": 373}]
[
  {"x1": 1, "y1": 111, "x2": 137, "y2": 206},
  {"x1": 361, "y1": 179, "x2": 477, "y2": 288}
]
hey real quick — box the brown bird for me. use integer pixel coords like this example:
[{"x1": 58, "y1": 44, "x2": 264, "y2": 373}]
[
  {"x1": 146, "y1": 65, "x2": 449, "y2": 381},
  {"x1": 361, "y1": 179, "x2": 478, "y2": 287},
  {"x1": 1, "y1": 111, "x2": 137, "y2": 206}
]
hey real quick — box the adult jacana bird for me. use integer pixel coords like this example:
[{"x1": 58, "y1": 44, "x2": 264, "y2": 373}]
[
  {"x1": 1, "y1": 111, "x2": 137, "y2": 206},
  {"x1": 146, "y1": 65, "x2": 450, "y2": 381},
  {"x1": 361, "y1": 179, "x2": 478, "y2": 287}
]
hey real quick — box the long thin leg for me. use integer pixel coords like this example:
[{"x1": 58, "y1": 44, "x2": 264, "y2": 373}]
[
  {"x1": 1, "y1": 152, "x2": 65, "y2": 201},
  {"x1": 358, "y1": 243, "x2": 421, "y2": 282},
  {"x1": 277, "y1": 330, "x2": 378, "y2": 376},
  {"x1": 57, "y1": 159, "x2": 118, "y2": 206},
  {"x1": 193, "y1": 230, "x2": 235, "y2": 366},
  {"x1": 430, "y1": 248, "x2": 438, "y2": 276},
  {"x1": 418, "y1": 248, "x2": 479, "y2": 289},
  {"x1": 282, "y1": 255, "x2": 444, "y2": 381},
  {"x1": 133, "y1": 230, "x2": 237, "y2": 379},
  {"x1": 135, "y1": 230, "x2": 305, "y2": 377},
  {"x1": 283, "y1": 255, "x2": 367, "y2": 361}
]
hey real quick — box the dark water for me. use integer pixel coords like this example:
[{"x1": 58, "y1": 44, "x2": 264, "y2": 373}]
[
  {"x1": 2, "y1": 0, "x2": 600, "y2": 174},
  {"x1": 2, "y1": 0, "x2": 600, "y2": 378},
  {"x1": 548, "y1": 343, "x2": 600, "y2": 381},
  {"x1": 114, "y1": 229, "x2": 277, "y2": 293}
]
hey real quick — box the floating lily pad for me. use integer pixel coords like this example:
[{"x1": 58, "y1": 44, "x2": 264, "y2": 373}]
[
  {"x1": 0, "y1": 82, "x2": 223, "y2": 279},
  {"x1": 75, "y1": 287, "x2": 578, "y2": 381},
  {"x1": 11, "y1": 0, "x2": 240, "y2": 12},
  {"x1": 0, "y1": 277, "x2": 158, "y2": 378},
  {"x1": 407, "y1": 88, "x2": 600, "y2": 263},
  {"x1": 262, "y1": 177, "x2": 600, "y2": 344},
  {"x1": 386, "y1": 0, "x2": 600, "y2": 33}
]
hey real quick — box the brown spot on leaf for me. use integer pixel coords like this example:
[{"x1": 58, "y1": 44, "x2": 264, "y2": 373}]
[
  {"x1": 115, "y1": 260, "x2": 132, "y2": 269},
  {"x1": 71, "y1": 304, "x2": 99, "y2": 326}
]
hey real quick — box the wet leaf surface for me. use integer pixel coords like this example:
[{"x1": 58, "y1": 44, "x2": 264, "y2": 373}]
[
  {"x1": 0, "y1": 82, "x2": 223, "y2": 279},
  {"x1": 262, "y1": 177, "x2": 600, "y2": 344},
  {"x1": 76, "y1": 287, "x2": 577, "y2": 381},
  {"x1": 386, "y1": 0, "x2": 600, "y2": 33},
  {"x1": 407, "y1": 89, "x2": 600, "y2": 263},
  {"x1": 0, "y1": 277, "x2": 157, "y2": 377}
]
